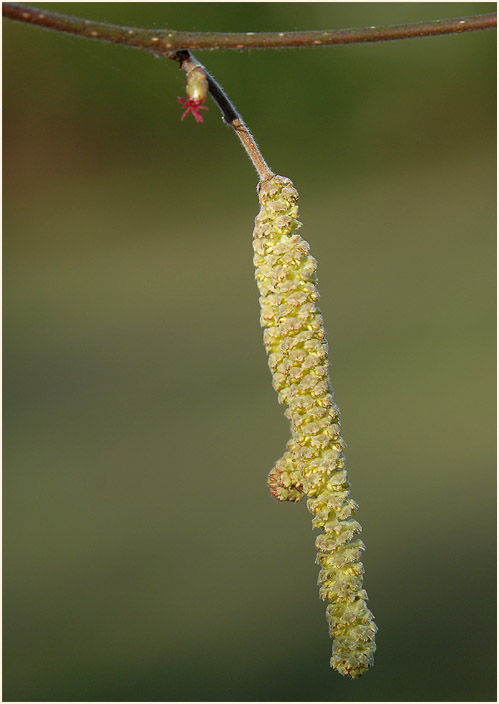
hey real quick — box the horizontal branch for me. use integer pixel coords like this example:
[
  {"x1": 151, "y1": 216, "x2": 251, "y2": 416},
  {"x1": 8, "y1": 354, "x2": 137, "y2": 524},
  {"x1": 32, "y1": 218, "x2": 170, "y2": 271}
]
[{"x1": 2, "y1": 3, "x2": 496, "y2": 55}]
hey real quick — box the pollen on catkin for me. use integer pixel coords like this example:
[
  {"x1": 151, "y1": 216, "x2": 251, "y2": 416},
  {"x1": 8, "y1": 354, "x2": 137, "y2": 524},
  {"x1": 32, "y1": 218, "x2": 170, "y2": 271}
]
[{"x1": 253, "y1": 174, "x2": 376, "y2": 678}]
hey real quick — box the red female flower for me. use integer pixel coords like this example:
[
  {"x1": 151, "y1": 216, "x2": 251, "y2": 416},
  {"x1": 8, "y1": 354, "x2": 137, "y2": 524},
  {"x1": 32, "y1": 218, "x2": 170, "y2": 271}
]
[
  {"x1": 178, "y1": 64, "x2": 209, "y2": 123},
  {"x1": 177, "y1": 96, "x2": 208, "y2": 123}
]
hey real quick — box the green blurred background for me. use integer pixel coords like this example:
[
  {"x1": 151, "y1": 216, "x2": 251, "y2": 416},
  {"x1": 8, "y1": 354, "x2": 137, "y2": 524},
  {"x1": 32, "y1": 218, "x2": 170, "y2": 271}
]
[{"x1": 3, "y1": 3, "x2": 496, "y2": 701}]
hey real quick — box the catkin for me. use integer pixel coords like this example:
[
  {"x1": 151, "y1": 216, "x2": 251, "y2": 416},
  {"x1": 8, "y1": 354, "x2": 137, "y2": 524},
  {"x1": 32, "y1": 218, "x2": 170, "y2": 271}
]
[{"x1": 253, "y1": 174, "x2": 376, "y2": 678}]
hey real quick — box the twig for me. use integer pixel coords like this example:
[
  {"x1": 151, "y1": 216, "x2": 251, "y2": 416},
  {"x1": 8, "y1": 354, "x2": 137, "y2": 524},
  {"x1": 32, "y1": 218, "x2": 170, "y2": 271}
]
[
  {"x1": 2, "y1": 3, "x2": 496, "y2": 55},
  {"x1": 173, "y1": 51, "x2": 274, "y2": 181}
]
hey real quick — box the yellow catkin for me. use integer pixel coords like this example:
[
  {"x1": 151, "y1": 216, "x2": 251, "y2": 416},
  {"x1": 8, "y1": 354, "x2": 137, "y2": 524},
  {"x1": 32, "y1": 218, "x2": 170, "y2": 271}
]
[{"x1": 253, "y1": 174, "x2": 376, "y2": 678}]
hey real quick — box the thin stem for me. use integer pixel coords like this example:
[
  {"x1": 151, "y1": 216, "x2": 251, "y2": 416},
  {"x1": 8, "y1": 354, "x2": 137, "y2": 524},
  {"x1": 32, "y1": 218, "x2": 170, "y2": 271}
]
[
  {"x1": 173, "y1": 51, "x2": 274, "y2": 181},
  {"x1": 3, "y1": 3, "x2": 496, "y2": 54}
]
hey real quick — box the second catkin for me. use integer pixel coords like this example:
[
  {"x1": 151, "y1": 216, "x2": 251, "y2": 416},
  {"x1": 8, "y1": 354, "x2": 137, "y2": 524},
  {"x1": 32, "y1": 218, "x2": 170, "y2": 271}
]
[{"x1": 253, "y1": 174, "x2": 377, "y2": 678}]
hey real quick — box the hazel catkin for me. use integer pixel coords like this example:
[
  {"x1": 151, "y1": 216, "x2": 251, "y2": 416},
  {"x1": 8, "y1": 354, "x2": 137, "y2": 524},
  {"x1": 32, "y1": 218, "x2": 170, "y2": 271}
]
[{"x1": 253, "y1": 174, "x2": 376, "y2": 678}]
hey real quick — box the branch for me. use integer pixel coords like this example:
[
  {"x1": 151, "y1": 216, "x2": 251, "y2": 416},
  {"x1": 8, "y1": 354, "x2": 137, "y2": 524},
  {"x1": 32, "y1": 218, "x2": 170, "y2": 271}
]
[
  {"x1": 3, "y1": 3, "x2": 496, "y2": 55},
  {"x1": 4, "y1": 2, "x2": 495, "y2": 182}
]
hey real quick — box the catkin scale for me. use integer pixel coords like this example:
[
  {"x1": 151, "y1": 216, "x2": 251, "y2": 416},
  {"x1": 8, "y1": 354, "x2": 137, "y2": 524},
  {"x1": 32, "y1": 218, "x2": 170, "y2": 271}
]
[{"x1": 253, "y1": 175, "x2": 376, "y2": 678}]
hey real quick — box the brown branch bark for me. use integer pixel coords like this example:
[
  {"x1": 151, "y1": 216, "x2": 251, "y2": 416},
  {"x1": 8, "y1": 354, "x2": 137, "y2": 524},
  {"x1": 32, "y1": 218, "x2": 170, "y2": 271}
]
[
  {"x1": 2, "y1": 3, "x2": 496, "y2": 55},
  {"x1": 4, "y1": 3, "x2": 495, "y2": 181}
]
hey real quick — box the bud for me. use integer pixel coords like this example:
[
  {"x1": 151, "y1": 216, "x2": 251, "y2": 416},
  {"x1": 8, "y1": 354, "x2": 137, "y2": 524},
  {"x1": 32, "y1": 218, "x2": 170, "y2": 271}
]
[
  {"x1": 186, "y1": 65, "x2": 209, "y2": 103},
  {"x1": 253, "y1": 175, "x2": 376, "y2": 677},
  {"x1": 178, "y1": 66, "x2": 208, "y2": 123}
]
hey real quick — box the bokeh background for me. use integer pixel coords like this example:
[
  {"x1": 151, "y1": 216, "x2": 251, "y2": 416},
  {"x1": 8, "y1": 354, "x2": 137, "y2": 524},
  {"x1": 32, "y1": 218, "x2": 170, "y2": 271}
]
[{"x1": 3, "y1": 3, "x2": 496, "y2": 701}]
